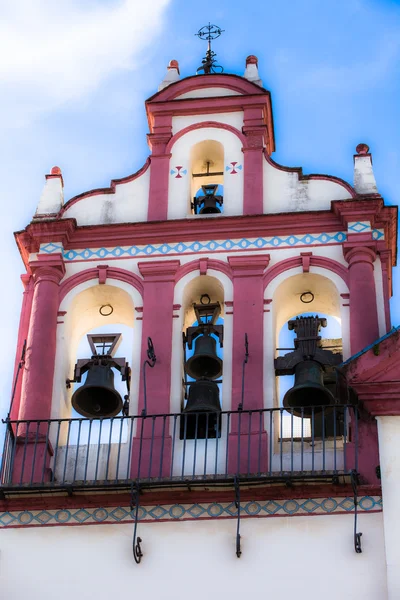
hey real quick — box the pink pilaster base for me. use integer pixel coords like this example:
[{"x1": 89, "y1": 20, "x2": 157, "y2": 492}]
[
  {"x1": 228, "y1": 431, "x2": 268, "y2": 475},
  {"x1": 11, "y1": 438, "x2": 53, "y2": 485},
  {"x1": 227, "y1": 255, "x2": 270, "y2": 471},
  {"x1": 130, "y1": 436, "x2": 172, "y2": 479},
  {"x1": 130, "y1": 261, "x2": 179, "y2": 477},
  {"x1": 346, "y1": 419, "x2": 380, "y2": 485}
]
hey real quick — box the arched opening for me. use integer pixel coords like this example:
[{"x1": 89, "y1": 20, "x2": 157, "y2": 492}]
[
  {"x1": 264, "y1": 271, "x2": 349, "y2": 472},
  {"x1": 171, "y1": 273, "x2": 231, "y2": 476},
  {"x1": 190, "y1": 140, "x2": 224, "y2": 215},
  {"x1": 181, "y1": 276, "x2": 225, "y2": 439},
  {"x1": 51, "y1": 282, "x2": 142, "y2": 483}
]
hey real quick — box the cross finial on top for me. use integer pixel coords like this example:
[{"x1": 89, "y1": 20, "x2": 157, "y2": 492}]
[{"x1": 195, "y1": 23, "x2": 224, "y2": 74}]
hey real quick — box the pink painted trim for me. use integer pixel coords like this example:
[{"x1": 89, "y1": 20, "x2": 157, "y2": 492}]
[
  {"x1": 165, "y1": 121, "x2": 247, "y2": 153},
  {"x1": 148, "y1": 154, "x2": 170, "y2": 221},
  {"x1": 147, "y1": 73, "x2": 268, "y2": 102},
  {"x1": 175, "y1": 258, "x2": 233, "y2": 283},
  {"x1": 379, "y1": 250, "x2": 392, "y2": 332},
  {"x1": 138, "y1": 260, "x2": 180, "y2": 282},
  {"x1": 59, "y1": 267, "x2": 144, "y2": 303},
  {"x1": 97, "y1": 264, "x2": 108, "y2": 284},
  {"x1": 10, "y1": 275, "x2": 34, "y2": 421},
  {"x1": 264, "y1": 152, "x2": 357, "y2": 199},
  {"x1": 300, "y1": 252, "x2": 312, "y2": 272},
  {"x1": 59, "y1": 159, "x2": 151, "y2": 217},
  {"x1": 263, "y1": 255, "x2": 349, "y2": 289}
]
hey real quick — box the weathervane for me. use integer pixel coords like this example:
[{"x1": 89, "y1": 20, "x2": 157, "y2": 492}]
[{"x1": 195, "y1": 23, "x2": 224, "y2": 74}]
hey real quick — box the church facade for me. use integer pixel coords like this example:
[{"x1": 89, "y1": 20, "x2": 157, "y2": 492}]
[{"x1": 1, "y1": 54, "x2": 399, "y2": 599}]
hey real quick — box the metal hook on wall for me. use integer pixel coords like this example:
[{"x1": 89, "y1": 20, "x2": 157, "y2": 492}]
[
  {"x1": 130, "y1": 483, "x2": 143, "y2": 564},
  {"x1": 234, "y1": 475, "x2": 242, "y2": 558},
  {"x1": 351, "y1": 470, "x2": 362, "y2": 553},
  {"x1": 142, "y1": 337, "x2": 156, "y2": 417}
]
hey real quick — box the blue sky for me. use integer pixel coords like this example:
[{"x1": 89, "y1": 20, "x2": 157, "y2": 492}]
[{"x1": 0, "y1": 0, "x2": 399, "y2": 417}]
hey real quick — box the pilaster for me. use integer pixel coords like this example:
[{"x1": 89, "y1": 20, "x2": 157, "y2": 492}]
[
  {"x1": 14, "y1": 254, "x2": 65, "y2": 484},
  {"x1": 147, "y1": 116, "x2": 173, "y2": 221},
  {"x1": 227, "y1": 254, "x2": 270, "y2": 473},
  {"x1": 343, "y1": 241, "x2": 379, "y2": 355},
  {"x1": 242, "y1": 107, "x2": 265, "y2": 215},
  {"x1": 130, "y1": 260, "x2": 180, "y2": 478}
]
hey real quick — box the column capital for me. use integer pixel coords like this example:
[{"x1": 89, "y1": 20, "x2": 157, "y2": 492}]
[
  {"x1": 147, "y1": 132, "x2": 173, "y2": 156},
  {"x1": 228, "y1": 254, "x2": 270, "y2": 277},
  {"x1": 343, "y1": 244, "x2": 377, "y2": 266},
  {"x1": 242, "y1": 129, "x2": 265, "y2": 150},
  {"x1": 29, "y1": 253, "x2": 65, "y2": 284},
  {"x1": 138, "y1": 260, "x2": 180, "y2": 283}
]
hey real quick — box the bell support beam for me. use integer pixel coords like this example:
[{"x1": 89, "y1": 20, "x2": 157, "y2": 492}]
[
  {"x1": 130, "y1": 260, "x2": 180, "y2": 478},
  {"x1": 227, "y1": 255, "x2": 269, "y2": 473},
  {"x1": 13, "y1": 254, "x2": 65, "y2": 484}
]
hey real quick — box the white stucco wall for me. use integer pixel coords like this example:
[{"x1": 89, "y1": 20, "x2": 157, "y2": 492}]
[
  {"x1": 377, "y1": 416, "x2": 400, "y2": 600},
  {"x1": 174, "y1": 87, "x2": 242, "y2": 99},
  {"x1": 1, "y1": 512, "x2": 387, "y2": 600},
  {"x1": 263, "y1": 158, "x2": 352, "y2": 213},
  {"x1": 172, "y1": 112, "x2": 244, "y2": 135},
  {"x1": 61, "y1": 166, "x2": 150, "y2": 226}
]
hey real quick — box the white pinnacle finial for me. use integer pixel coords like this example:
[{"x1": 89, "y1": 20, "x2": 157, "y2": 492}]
[
  {"x1": 353, "y1": 144, "x2": 378, "y2": 195},
  {"x1": 243, "y1": 55, "x2": 262, "y2": 87},
  {"x1": 33, "y1": 166, "x2": 64, "y2": 219},
  {"x1": 158, "y1": 60, "x2": 180, "y2": 91}
]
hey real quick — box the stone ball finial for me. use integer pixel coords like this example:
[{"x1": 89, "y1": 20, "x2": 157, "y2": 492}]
[
  {"x1": 246, "y1": 55, "x2": 258, "y2": 66},
  {"x1": 168, "y1": 59, "x2": 180, "y2": 74},
  {"x1": 356, "y1": 143, "x2": 370, "y2": 155},
  {"x1": 50, "y1": 166, "x2": 62, "y2": 175}
]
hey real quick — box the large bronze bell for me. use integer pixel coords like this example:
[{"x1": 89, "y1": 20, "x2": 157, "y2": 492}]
[
  {"x1": 71, "y1": 364, "x2": 123, "y2": 418},
  {"x1": 184, "y1": 379, "x2": 221, "y2": 414},
  {"x1": 182, "y1": 380, "x2": 221, "y2": 439},
  {"x1": 185, "y1": 334, "x2": 222, "y2": 380},
  {"x1": 283, "y1": 360, "x2": 335, "y2": 418}
]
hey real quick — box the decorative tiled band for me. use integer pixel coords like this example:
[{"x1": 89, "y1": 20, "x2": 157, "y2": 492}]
[
  {"x1": 40, "y1": 230, "x2": 384, "y2": 262},
  {"x1": 0, "y1": 496, "x2": 382, "y2": 528},
  {"x1": 347, "y1": 221, "x2": 372, "y2": 233}
]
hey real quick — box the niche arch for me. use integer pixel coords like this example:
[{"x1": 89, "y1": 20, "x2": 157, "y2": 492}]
[
  {"x1": 171, "y1": 268, "x2": 233, "y2": 414},
  {"x1": 167, "y1": 125, "x2": 244, "y2": 220},
  {"x1": 264, "y1": 266, "x2": 350, "y2": 411},
  {"x1": 53, "y1": 278, "x2": 143, "y2": 420}
]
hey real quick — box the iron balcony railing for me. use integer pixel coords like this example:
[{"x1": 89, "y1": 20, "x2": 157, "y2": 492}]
[{"x1": 0, "y1": 405, "x2": 358, "y2": 493}]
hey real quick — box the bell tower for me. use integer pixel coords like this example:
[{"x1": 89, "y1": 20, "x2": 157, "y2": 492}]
[{"x1": 2, "y1": 27, "x2": 399, "y2": 600}]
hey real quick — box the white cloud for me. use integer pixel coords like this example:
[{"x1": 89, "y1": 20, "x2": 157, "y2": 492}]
[{"x1": 0, "y1": 0, "x2": 171, "y2": 125}]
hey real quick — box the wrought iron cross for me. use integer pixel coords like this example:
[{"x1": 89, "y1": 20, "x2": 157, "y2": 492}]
[{"x1": 195, "y1": 23, "x2": 224, "y2": 74}]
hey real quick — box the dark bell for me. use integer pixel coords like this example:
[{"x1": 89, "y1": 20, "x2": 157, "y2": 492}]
[
  {"x1": 283, "y1": 360, "x2": 335, "y2": 418},
  {"x1": 199, "y1": 196, "x2": 222, "y2": 214},
  {"x1": 185, "y1": 334, "x2": 222, "y2": 380},
  {"x1": 71, "y1": 364, "x2": 123, "y2": 418},
  {"x1": 184, "y1": 379, "x2": 221, "y2": 414}
]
